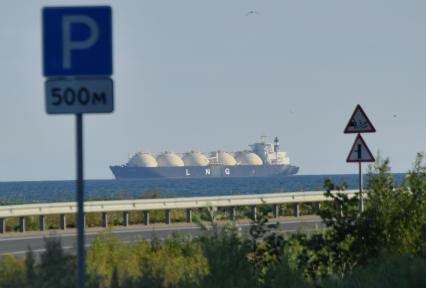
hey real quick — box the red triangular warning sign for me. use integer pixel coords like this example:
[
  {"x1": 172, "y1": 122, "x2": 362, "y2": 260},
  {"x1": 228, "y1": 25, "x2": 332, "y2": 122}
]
[
  {"x1": 346, "y1": 134, "x2": 375, "y2": 163},
  {"x1": 344, "y1": 105, "x2": 376, "y2": 133}
]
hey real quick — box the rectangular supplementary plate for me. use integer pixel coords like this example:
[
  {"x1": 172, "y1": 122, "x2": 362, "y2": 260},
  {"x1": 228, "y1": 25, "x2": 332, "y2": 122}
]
[{"x1": 45, "y1": 78, "x2": 113, "y2": 114}]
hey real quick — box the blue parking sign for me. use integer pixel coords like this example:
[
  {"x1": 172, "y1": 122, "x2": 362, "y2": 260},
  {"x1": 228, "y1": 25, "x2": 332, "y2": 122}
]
[{"x1": 43, "y1": 6, "x2": 112, "y2": 76}]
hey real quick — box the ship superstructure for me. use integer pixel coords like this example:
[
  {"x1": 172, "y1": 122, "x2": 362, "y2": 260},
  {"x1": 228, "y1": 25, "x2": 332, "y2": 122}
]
[
  {"x1": 110, "y1": 137, "x2": 299, "y2": 179},
  {"x1": 249, "y1": 136, "x2": 290, "y2": 165}
]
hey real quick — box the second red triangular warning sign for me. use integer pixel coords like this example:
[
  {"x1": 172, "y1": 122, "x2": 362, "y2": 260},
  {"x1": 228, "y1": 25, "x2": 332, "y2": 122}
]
[
  {"x1": 344, "y1": 104, "x2": 376, "y2": 133},
  {"x1": 346, "y1": 134, "x2": 375, "y2": 163}
]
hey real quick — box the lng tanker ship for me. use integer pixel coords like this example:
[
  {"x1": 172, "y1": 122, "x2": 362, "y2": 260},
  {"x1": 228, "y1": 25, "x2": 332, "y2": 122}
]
[{"x1": 110, "y1": 137, "x2": 299, "y2": 179}]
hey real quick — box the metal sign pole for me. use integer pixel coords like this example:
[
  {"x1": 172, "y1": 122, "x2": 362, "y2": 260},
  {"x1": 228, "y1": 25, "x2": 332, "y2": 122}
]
[
  {"x1": 43, "y1": 8, "x2": 113, "y2": 287},
  {"x1": 344, "y1": 105, "x2": 376, "y2": 213},
  {"x1": 76, "y1": 113, "x2": 85, "y2": 287},
  {"x1": 358, "y1": 161, "x2": 363, "y2": 212}
]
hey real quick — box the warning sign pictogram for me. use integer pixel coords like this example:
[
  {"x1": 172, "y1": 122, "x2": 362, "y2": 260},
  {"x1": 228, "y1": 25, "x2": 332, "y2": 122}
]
[
  {"x1": 344, "y1": 104, "x2": 376, "y2": 134},
  {"x1": 346, "y1": 134, "x2": 375, "y2": 163}
]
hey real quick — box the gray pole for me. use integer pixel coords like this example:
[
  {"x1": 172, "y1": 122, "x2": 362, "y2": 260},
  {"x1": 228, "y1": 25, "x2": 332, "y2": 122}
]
[
  {"x1": 359, "y1": 162, "x2": 363, "y2": 212},
  {"x1": 76, "y1": 114, "x2": 85, "y2": 287}
]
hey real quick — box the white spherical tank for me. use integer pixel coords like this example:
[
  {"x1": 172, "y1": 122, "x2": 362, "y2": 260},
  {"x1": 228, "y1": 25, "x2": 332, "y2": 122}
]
[
  {"x1": 157, "y1": 152, "x2": 185, "y2": 167},
  {"x1": 235, "y1": 152, "x2": 263, "y2": 165},
  {"x1": 215, "y1": 151, "x2": 237, "y2": 166},
  {"x1": 128, "y1": 152, "x2": 158, "y2": 167},
  {"x1": 182, "y1": 151, "x2": 209, "y2": 166}
]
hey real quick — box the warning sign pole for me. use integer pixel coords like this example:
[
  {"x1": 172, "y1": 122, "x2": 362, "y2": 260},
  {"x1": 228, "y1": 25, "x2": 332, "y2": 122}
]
[
  {"x1": 358, "y1": 161, "x2": 363, "y2": 212},
  {"x1": 344, "y1": 105, "x2": 376, "y2": 213},
  {"x1": 346, "y1": 133, "x2": 374, "y2": 212}
]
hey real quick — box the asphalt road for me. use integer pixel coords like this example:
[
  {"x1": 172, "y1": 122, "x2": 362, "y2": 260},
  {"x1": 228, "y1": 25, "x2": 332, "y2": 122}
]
[{"x1": 0, "y1": 217, "x2": 322, "y2": 257}]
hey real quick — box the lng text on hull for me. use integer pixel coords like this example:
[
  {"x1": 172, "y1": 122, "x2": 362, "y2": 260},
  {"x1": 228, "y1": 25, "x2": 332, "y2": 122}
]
[{"x1": 110, "y1": 137, "x2": 299, "y2": 179}]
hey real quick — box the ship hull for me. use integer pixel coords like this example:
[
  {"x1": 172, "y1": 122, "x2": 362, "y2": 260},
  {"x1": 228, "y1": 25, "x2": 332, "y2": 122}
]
[{"x1": 110, "y1": 164, "x2": 299, "y2": 179}]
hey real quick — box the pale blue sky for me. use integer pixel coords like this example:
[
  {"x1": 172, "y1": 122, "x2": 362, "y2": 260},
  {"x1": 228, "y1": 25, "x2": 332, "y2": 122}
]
[{"x1": 0, "y1": 0, "x2": 425, "y2": 181}]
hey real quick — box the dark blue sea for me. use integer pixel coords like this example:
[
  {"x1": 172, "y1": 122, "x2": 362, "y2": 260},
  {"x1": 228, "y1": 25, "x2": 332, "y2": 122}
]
[{"x1": 0, "y1": 174, "x2": 407, "y2": 204}]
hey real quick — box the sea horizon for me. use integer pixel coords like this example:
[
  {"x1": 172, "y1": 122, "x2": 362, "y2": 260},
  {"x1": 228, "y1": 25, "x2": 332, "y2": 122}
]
[{"x1": 0, "y1": 173, "x2": 406, "y2": 204}]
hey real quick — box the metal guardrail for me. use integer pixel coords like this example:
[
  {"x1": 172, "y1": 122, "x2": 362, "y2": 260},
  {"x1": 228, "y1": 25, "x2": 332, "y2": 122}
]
[{"x1": 0, "y1": 190, "x2": 357, "y2": 218}]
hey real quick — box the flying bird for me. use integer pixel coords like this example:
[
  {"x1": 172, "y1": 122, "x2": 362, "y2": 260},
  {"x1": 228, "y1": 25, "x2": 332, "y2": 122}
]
[{"x1": 245, "y1": 10, "x2": 260, "y2": 16}]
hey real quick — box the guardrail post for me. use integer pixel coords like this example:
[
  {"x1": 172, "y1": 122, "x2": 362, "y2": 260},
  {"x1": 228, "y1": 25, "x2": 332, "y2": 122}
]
[
  {"x1": 230, "y1": 207, "x2": 236, "y2": 221},
  {"x1": 251, "y1": 206, "x2": 257, "y2": 221},
  {"x1": 102, "y1": 212, "x2": 108, "y2": 228},
  {"x1": 39, "y1": 215, "x2": 46, "y2": 231},
  {"x1": 0, "y1": 218, "x2": 5, "y2": 233},
  {"x1": 294, "y1": 203, "x2": 300, "y2": 217},
  {"x1": 273, "y1": 204, "x2": 279, "y2": 218},
  {"x1": 186, "y1": 209, "x2": 192, "y2": 223},
  {"x1": 123, "y1": 211, "x2": 129, "y2": 227},
  {"x1": 60, "y1": 214, "x2": 66, "y2": 230},
  {"x1": 144, "y1": 211, "x2": 150, "y2": 225},
  {"x1": 19, "y1": 217, "x2": 26, "y2": 232},
  {"x1": 165, "y1": 209, "x2": 171, "y2": 224}
]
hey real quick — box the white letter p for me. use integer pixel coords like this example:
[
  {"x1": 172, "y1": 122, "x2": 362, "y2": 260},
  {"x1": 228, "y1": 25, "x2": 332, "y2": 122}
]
[{"x1": 62, "y1": 15, "x2": 99, "y2": 69}]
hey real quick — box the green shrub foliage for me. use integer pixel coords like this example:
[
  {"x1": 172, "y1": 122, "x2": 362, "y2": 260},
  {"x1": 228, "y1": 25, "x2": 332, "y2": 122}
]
[{"x1": 0, "y1": 155, "x2": 424, "y2": 287}]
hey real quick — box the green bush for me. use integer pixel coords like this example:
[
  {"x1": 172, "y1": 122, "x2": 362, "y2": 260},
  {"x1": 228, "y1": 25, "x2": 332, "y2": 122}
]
[
  {"x1": 34, "y1": 238, "x2": 76, "y2": 288},
  {"x1": 0, "y1": 255, "x2": 26, "y2": 288},
  {"x1": 323, "y1": 254, "x2": 426, "y2": 288},
  {"x1": 0, "y1": 154, "x2": 424, "y2": 287}
]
